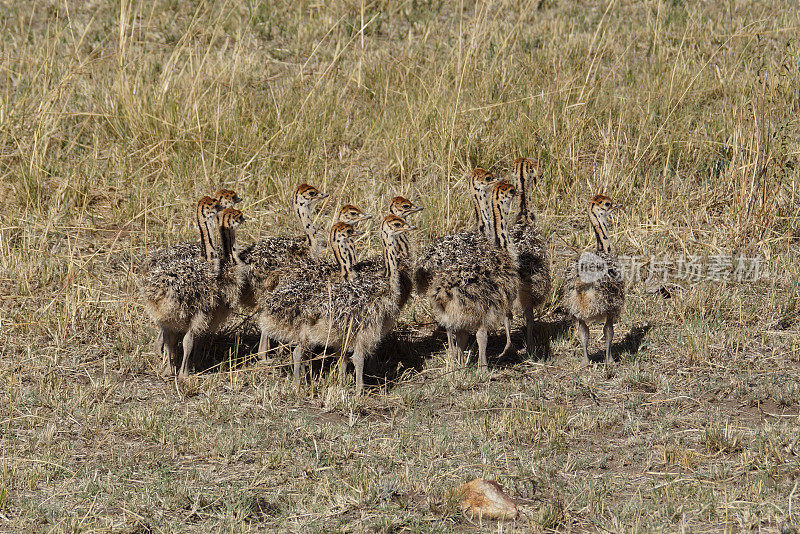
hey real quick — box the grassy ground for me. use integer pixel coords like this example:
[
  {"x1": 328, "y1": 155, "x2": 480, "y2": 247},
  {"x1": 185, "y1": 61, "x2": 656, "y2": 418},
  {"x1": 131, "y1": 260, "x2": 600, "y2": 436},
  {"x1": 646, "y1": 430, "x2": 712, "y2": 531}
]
[{"x1": 2, "y1": 0, "x2": 800, "y2": 531}]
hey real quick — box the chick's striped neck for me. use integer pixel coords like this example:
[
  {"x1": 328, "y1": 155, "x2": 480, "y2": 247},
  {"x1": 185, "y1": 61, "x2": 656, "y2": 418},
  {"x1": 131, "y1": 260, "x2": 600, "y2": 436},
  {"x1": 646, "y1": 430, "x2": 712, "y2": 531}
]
[
  {"x1": 472, "y1": 185, "x2": 494, "y2": 239},
  {"x1": 331, "y1": 229, "x2": 356, "y2": 282},
  {"x1": 381, "y1": 226, "x2": 408, "y2": 280},
  {"x1": 294, "y1": 198, "x2": 322, "y2": 257},
  {"x1": 491, "y1": 188, "x2": 513, "y2": 255},
  {"x1": 196, "y1": 199, "x2": 217, "y2": 262},
  {"x1": 589, "y1": 206, "x2": 611, "y2": 254}
]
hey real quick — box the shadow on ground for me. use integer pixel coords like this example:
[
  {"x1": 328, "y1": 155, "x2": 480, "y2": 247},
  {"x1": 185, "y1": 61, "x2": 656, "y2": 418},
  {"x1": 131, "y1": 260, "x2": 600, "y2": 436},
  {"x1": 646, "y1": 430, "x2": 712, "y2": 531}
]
[
  {"x1": 173, "y1": 316, "x2": 651, "y2": 390},
  {"x1": 491, "y1": 312, "x2": 576, "y2": 367},
  {"x1": 184, "y1": 319, "x2": 445, "y2": 389},
  {"x1": 586, "y1": 322, "x2": 652, "y2": 363}
]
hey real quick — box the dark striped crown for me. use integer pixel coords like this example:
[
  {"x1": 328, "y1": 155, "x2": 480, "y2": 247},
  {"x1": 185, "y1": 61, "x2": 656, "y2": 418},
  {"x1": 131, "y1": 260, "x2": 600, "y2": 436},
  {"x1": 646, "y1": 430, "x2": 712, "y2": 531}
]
[{"x1": 213, "y1": 189, "x2": 241, "y2": 208}]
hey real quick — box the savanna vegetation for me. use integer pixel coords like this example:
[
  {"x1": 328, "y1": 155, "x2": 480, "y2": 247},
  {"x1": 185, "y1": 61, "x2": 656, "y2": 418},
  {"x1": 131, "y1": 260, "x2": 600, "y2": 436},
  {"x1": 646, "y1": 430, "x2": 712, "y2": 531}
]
[{"x1": 1, "y1": 0, "x2": 799, "y2": 531}]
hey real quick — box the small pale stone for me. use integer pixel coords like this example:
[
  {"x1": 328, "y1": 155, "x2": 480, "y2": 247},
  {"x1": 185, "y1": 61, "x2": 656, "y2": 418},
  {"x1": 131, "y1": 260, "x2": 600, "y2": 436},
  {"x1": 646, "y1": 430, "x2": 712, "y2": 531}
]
[{"x1": 454, "y1": 478, "x2": 518, "y2": 520}]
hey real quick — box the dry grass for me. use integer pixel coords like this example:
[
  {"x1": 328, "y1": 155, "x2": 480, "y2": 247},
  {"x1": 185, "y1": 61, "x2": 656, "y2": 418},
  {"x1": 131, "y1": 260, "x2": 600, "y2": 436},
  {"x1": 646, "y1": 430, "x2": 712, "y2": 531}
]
[{"x1": 2, "y1": 0, "x2": 800, "y2": 531}]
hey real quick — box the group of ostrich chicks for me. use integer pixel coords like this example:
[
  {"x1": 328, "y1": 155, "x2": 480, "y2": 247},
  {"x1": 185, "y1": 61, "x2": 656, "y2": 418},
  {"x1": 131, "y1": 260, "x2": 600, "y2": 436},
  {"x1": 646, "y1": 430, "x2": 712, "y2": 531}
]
[{"x1": 136, "y1": 158, "x2": 625, "y2": 395}]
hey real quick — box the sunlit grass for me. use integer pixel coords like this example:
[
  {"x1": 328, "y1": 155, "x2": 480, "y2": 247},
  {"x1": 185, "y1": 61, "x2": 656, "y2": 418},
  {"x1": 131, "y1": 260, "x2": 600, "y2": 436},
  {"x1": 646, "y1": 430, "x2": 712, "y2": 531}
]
[{"x1": 1, "y1": 0, "x2": 799, "y2": 531}]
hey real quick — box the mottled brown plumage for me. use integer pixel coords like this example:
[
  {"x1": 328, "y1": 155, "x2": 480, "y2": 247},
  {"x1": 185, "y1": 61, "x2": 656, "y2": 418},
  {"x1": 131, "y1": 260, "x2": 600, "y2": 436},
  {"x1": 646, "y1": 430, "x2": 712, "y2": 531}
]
[
  {"x1": 137, "y1": 196, "x2": 221, "y2": 365},
  {"x1": 415, "y1": 176, "x2": 519, "y2": 370},
  {"x1": 239, "y1": 184, "x2": 328, "y2": 312},
  {"x1": 564, "y1": 194, "x2": 625, "y2": 364},
  {"x1": 241, "y1": 196, "x2": 377, "y2": 359},
  {"x1": 328, "y1": 196, "x2": 423, "y2": 308},
  {"x1": 258, "y1": 216, "x2": 415, "y2": 395},
  {"x1": 272, "y1": 197, "x2": 419, "y2": 311},
  {"x1": 143, "y1": 191, "x2": 243, "y2": 359},
  {"x1": 137, "y1": 201, "x2": 248, "y2": 377},
  {"x1": 509, "y1": 158, "x2": 551, "y2": 354},
  {"x1": 414, "y1": 170, "x2": 498, "y2": 291}
]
